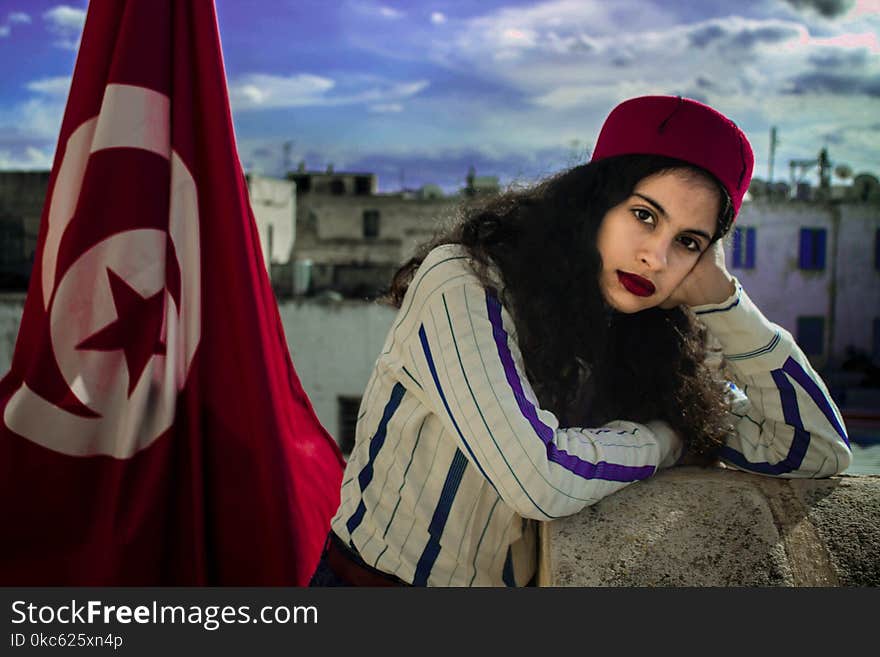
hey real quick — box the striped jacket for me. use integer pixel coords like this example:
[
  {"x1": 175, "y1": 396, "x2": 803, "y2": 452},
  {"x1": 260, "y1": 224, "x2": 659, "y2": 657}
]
[{"x1": 330, "y1": 244, "x2": 852, "y2": 586}]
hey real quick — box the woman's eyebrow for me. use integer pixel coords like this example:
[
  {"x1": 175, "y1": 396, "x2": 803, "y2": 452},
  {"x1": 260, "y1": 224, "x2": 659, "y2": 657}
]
[
  {"x1": 633, "y1": 193, "x2": 666, "y2": 217},
  {"x1": 684, "y1": 228, "x2": 713, "y2": 242}
]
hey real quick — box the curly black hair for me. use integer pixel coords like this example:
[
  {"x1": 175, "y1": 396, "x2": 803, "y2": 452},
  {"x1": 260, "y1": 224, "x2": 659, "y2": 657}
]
[{"x1": 387, "y1": 155, "x2": 737, "y2": 464}]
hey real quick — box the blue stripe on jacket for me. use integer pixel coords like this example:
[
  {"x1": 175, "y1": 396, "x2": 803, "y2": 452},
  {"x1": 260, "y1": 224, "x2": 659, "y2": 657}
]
[
  {"x1": 346, "y1": 382, "x2": 407, "y2": 536},
  {"x1": 782, "y1": 357, "x2": 849, "y2": 447},
  {"x1": 413, "y1": 449, "x2": 469, "y2": 586},
  {"x1": 485, "y1": 292, "x2": 655, "y2": 483}
]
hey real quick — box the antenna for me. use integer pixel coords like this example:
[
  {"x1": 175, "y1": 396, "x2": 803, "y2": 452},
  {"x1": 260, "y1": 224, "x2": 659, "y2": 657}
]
[
  {"x1": 282, "y1": 141, "x2": 293, "y2": 173},
  {"x1": 768, "y1": 127, "x2": 778, "y2": 184}
]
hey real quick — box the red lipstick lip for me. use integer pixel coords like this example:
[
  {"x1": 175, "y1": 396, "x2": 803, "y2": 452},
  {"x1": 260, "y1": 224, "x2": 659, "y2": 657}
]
[{"x1": 617, "y1": 271, "x2": 655, "y2": 297}]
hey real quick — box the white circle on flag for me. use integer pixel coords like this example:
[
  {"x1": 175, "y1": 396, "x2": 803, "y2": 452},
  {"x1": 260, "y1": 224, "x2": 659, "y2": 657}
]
[
  {"x1": 51, "y1": 230, "x2": 179, "y2": 450},
  {"x1": 3, "y1": 84, "x2": 202, "y2": 458}
]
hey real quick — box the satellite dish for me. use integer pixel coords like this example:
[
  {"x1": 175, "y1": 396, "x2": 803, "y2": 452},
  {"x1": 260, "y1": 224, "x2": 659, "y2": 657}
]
[
  {"x1": 852, "y1": 173, "x2": 880, "y2": 201},
  {"x1": 834, "y1": 164, "x2": 853, "y2": 179}
]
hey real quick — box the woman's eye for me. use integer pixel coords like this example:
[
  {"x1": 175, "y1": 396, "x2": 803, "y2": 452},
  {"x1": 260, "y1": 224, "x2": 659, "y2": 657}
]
[
  {"x1": 633, "y1": 208, "x2": 655, "y2": 225},
  {"x1": 678, "y1": 236, "x2": 701, "y2": 253}
]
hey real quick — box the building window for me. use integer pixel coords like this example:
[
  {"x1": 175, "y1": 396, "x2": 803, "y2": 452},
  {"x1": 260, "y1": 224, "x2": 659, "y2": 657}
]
[
  {"x1": 266, "y1": 224, "x2": 274, "y2": 264},
  {"x1": 731, "y1": 226, "x2": 756, "y2": 269},
  {"x1": 363, "y1": 209, "x2": 380, "y2": 238},
  {"x1": 797, "y1": 316, "x2": 825, "y2": 357},
  {"x1": 290, "y1": 174, "x2": 311, "y2": 192},
  {"x1": 354, "y1": 176, "x2": 372, "y2": 196},
  {"x1": 0, "y1": 217, "x2": 29, "y2": 290},
  {"x1": 337, "y1": 396, "x2": 362, "y2": 455},
  {"x1": 798, "y1": 228, "x2": 826, "y2": 270},
  {"x1": 330, "y1": 178, "x2": 345, "y2": 195},
  {"x1": 0, "y1": 218, "x2": 24, "y2": 267}
]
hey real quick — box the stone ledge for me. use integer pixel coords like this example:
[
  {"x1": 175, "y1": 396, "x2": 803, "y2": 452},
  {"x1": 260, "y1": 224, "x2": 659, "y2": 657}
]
[{"x1": 538, "y1": 468, "x2": 880, "y2": 586}]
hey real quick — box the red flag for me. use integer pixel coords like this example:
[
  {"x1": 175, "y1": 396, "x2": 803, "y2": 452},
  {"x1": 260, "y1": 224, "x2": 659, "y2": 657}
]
[{"x1": 0, "y1": 0, "x2": 344, "y2": 585}]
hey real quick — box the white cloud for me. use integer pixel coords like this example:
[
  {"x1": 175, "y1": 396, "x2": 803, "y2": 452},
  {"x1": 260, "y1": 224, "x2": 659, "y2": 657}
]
[
  {"x1": 365, "y1": 1, "x2": 878, "y2": 180},
  {"x1": 229, "y1": 73, "x2": 428, "y2": 111},
  {"x1": 803, "y1": 30, "x2": 880, "y2": 52},
  {"x1": 43, "y1": 6, "x2": 85, "y2": 30},
  {"x1": 12, "y1": 97, "x2": 66, "y2": 139},
  {"x1": 26, "y1": 76, "x2": 71, "y2": 97},
  {"x1": 848, "y1": 0, "x2": 880, "y2": 17},
  {"x1": 52, "y1": 37, "x2": 78, "y2": 49},
  {"x1": 370, "y1": 103, "x2": 404, "y2": 113},
  {"x1": 0, "y1": 10, "x2": 31, "y2": 37},
  {"x1": 43, "y1": 5, "x2": 85, "y2": 49},
  {"x1": 385, "y1": 80, "x2": 430, "y2": 97},
  {"x1": 379, "y1": 6, "x2": 403, "y2": 19},
  {"x1": 431, "y1": 12, "x2": 446, "y2": 25},
  {"x1": 449, "y1": 0, "x2": 674, "y2": 55},
  {"x1": 229, "y1": 74, "x2": 336, "y2": 109},
  {"x1": 349, "y1": 2, "x2": 404, "y2": 20},
  {"x1": 427, "y1": 7, "x2": 880, "y2": 108},
  {"x1": 0, "y1": 146, "x2": 53, "y2": 170},
  {"x1": 0, "y1": 81, "x2": 68, "y2": 150}
]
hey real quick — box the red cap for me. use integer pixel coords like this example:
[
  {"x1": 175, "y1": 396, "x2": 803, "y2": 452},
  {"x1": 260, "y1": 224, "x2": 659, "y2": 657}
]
[{"x1": 591, "y1": 96, "x2": 754, "y2": 215}]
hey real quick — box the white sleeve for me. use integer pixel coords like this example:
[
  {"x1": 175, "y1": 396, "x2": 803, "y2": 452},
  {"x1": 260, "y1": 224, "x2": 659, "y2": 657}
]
[
  {"x1": 692, "y1": 281, "x2": 852, "y2": 478},
  {"x1": 402, "y1": 279, "x2": 683, "y2": 521}
]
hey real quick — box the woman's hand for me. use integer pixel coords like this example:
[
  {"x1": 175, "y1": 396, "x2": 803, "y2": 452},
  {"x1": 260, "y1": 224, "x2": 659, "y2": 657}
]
[{"x1": 660, "y1": 240, "x2": 736, "y2": 309}]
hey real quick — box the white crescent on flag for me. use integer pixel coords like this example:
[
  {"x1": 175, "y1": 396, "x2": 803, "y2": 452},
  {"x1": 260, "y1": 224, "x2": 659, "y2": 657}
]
[{"x1": 3, "y1": 84, "x2": 202, "y2": 459}]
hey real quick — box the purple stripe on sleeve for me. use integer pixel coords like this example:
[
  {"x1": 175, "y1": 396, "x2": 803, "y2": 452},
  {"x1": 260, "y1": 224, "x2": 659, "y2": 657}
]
[
  {"x1": 484, "y1": 292, "x2": 655, "y2": 483},
  {"x1": 782, "y1": 357, "x2": 850, "y2": 447},
  {"x1": 720, "y1": 369, "x2": 810, "y2": 475}
]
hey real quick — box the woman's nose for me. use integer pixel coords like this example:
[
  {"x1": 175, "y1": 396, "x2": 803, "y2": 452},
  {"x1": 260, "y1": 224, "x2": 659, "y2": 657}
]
[{"x1": 638, "y1": 236, "x2": 668, "y2": 271}]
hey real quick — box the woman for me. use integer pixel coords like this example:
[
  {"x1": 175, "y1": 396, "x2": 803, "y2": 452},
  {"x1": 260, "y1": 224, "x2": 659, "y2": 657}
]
[{"x1": 310, "y1": 95, "x2": 852, "y2": 587}]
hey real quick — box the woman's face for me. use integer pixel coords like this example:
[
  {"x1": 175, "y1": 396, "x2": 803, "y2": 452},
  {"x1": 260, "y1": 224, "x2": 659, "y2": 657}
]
[{"x1": 596, "y1": 170, "x2": 720, "y2": 314}]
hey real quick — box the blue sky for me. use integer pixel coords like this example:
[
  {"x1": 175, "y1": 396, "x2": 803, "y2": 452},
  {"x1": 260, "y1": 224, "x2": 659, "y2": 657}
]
[{"x1": 0, "y1": 0, "x2": 878, "y2": 192}]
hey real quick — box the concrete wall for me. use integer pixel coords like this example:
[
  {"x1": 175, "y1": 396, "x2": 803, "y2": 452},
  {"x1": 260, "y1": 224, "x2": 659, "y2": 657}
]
[
  {"x1": 295, "y1": 194, "x2": 460, "y2": 267},
  {"x1": 0, "y1": 294, "x2": 25, "y2": 370},
  {"x1": 277, "y1": 299, "x2": 395, "y2": 441},
  {"x1": 0, "y1": 171, "x2": 49, "y2": 264},
  {"x1": 835, "y1": 204, "x2": 880, "y2": 358},
  {"x1": 540, "y1": 467, "x2": 880, "y2": 586}
]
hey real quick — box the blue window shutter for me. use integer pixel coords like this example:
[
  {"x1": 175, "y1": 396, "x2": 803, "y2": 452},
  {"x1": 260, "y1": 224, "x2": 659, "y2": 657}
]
[
  {"x1": 732, "y1": 227, "x2": 743, "y2": 268},
  {"x1": 799, "y1": 228, "x2": 826, "y2": 271},
  {"x1": 816, "y1": 229, "x2": 826, "y2": 270},
  {"x1": 799, "y1": 228, "x2": 811, "y2": 269},
  {"x1": 745, "y1": 227, "x2": 756, "y2": 268}
]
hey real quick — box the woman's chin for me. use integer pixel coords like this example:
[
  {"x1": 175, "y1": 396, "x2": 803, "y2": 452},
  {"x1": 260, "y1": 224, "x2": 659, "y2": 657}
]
[{"x1": 601, "y1": 288, "x2": 656, "y2": 314}]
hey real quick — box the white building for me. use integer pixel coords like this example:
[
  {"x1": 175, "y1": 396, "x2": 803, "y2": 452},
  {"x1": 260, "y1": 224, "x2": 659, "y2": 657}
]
[
  {"x1": 728, "y1": 199, "x2": 880, "y2": 369},
  {"x1": 245, "y1": 174, "x2": 296, "y2": 294},
  {"x1": 288, "y1": 168, "x2": 462, "y2": 298}
]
